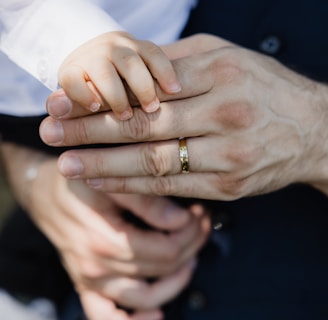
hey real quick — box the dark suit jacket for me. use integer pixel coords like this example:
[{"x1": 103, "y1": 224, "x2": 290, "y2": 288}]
[{"x1": 163, "y1": 1, "x2": 328, "y2": 319}]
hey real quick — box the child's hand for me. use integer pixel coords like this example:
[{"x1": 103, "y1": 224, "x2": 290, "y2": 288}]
[{"x1": 58, "y1": 31, "x2": 181, "y2": 120}]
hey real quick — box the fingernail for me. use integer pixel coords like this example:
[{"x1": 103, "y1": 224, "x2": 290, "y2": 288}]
[
  {"x1": 86, "y1": 178, "x2": 104, "y2": 188},
  {"x1": 40, "y1": 119, "x2": 64, "y2": 145},
  {"x1": 58, "y1": 155, "x2": 84, "y2": 178},
  {"x1": 90, "y1": 102, "x2": 101, "y2": 112},
  {"x1": 119, "y1": 109, "x2": 133, "y2": 120},
  {"x1": 144, "y1": 98, "x2": 160, "y2": 113},
  {"x1": 168, "y1": 82, "x2": 181, "y2": 93},
  {"x1": 47, "y1": 92, "x2": 72, "y2": 118}
]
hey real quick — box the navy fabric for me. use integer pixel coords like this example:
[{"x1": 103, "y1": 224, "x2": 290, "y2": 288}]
[
  {"x1": 166, "y1": 186, "x2": 328, "y2": 319},
  {"x1": 182, "y1": 0, "x2": 328, "y2": 81},
  {"x1": 163, "y1": 0, "x2": 328, "y2": 319}
]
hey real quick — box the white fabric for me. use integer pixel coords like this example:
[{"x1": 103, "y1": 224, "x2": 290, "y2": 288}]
[
  {"x1": 0, "y1": 289, "x2": 57, "y2": 320},
  {"x1": 0, "y1": 0, "x2": 197, "y2": 116},
  {"x1": 0, "y1": 51, "x2": 51, "y2": 116}
]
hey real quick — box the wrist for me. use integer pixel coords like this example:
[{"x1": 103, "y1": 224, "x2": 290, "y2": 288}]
[{"x1": 299, "y1": 81, "x2": 328, "y2": 195}]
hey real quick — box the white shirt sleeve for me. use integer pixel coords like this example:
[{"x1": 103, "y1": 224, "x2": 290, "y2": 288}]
[{"x1": 0, "y1": 0, "x2": 124, "y2": 91}]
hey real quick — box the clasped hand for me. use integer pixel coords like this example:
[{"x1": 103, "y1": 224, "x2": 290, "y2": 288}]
[{"x1": 27, "y1": 158, "x2": 210, "y2": 320}]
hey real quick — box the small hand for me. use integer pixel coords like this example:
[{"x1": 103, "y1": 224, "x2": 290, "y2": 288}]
[
  {"x1": 48, "y1": 34, "x2": 228, "y2": 120},
  {"x1": 58, "y1": 31, "x2": 181, "y2": 119}
]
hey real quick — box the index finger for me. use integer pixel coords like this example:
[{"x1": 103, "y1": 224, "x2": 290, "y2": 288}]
[{"x1": 40, "y1": 93, "x2": 211, "y2": 147}]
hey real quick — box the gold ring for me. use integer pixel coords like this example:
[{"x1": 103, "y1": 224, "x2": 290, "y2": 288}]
[{"x1": 179, "y1": 138, "x2": 190, "y2": 173}]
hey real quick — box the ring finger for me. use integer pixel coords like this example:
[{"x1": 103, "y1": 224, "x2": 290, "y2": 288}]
[{"x1": 57, "y1": 136, "x2": 233, "y2": 179}]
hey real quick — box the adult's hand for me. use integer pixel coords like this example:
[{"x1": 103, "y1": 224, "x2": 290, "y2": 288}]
[
  {"x1": 2, "y1": 143, "x2": 210, "y2": 320},
  {"x1": 39, "y1": 36, "x2": 328, "y2": 199}
]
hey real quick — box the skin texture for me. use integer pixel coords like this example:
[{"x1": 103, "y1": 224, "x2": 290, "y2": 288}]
[
  {"x1": 1, "y1": 142, "x2": 211, "y2": 320},
  {"x1": 40, "y1": 34, "x2": 328, "y2": 199}
]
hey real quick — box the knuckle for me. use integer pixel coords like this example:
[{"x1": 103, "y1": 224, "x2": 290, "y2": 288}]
[
  {"x1": 58, "y1": 65, "x2": 79, "y2": 87},
  {"x1": 121, "y1": 51, "x2": 140, "y2": 67},
  {"x1": 93, "y1": 68, "x2": 114, "y2": 83},
  {"x1": 140, "y1": 143, "x2": 171, "y2": 176},
  {"x1": 108, "y1": 177, "x2": 131, "y2": 194},
  {"x1": 74, "y1": 118, "x2": 92, "y2": 144},
  {"x1": 119, "y1": 108, "x2": 153, "y2": 140},
  {"x1": 215, "y1": 101, "x2": 254, "y2": 129},
  {"x1": 87, "y1": 233, "x2": 111, "y2": 256},
  {"x1": 193, "y1": 33, "x2": 217, "y2": 45},
  {"x1": 225, "y1": 142, "x2": 258, "y2": 167},
  {"x1": 141, "y1": 40, "x2": 163, "y2": 56},
  {"x1": 117, "y1": 177, "x2": 129, "y2": 193},
  {"x1": 136, "y1": 85, "x2": 155, "y2": 102},
  {"x1": 214, "y1": 173, "x2": 248, "y2": 200},
  {"x1": 151, "y1": 176, "x2": 174, "y2": 196},
  {"x1": 212, "y1": 49, "x2": 245, "y2": 84},
  {"x1": 92, "y1": 153, "x2": 110, "y2": 178},
  {"x1": 112, "y1": 30, "x2": 135, "y2": 41},
  {"x1": 220, "y1": 63, "x2": 243, "y2": 84},
  {"x1": 78, "y1": 259, "x2": 104, "y2": 281}
]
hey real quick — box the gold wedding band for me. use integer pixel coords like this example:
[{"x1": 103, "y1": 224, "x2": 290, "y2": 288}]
[{"x1": 179, "y1": 138, "x2": 190, "y2": 173}]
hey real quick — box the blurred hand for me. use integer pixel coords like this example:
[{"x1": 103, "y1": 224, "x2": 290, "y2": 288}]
[{"x1": 2, "y1": 143, "x2": 211, "y2": 320}]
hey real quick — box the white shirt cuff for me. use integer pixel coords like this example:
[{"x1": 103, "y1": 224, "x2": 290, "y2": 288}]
[{"x1": 0, "y1": 0, "x2": 123, "y2": 90}]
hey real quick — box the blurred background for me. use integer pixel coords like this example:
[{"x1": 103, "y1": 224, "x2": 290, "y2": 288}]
[{"x1": 0, "y1": 162, "x2": 15, "y2": 227}]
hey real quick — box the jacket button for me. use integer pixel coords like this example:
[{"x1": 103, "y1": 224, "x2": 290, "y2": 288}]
[
  {"x1": 188, "y1": 290, "x2": 207, "y2": 310},
  {"x1": 259, "y1": 35, "x2": 282, "y2": 55}
]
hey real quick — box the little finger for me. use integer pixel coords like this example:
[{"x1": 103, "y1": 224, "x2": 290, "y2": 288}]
[{"x1": 138, "y1": 40, "x2": 181, "y2": 94}]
